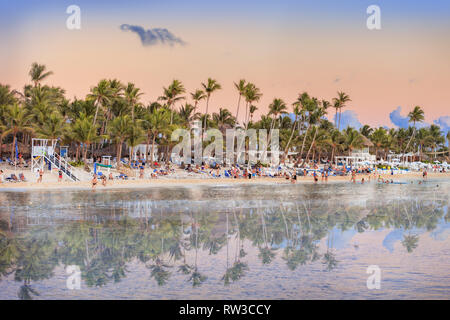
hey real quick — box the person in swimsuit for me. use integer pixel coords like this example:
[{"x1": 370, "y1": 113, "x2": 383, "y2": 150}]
[
  {"x1": 291, "y1": 174, "x2": 297, "y2": 184},
  {"x1": 58, "y1": 170, "x2": 63, "y2": 182},
  {"x1": 92, "y1": 174, "x2": 98, "y2": 190},
  {"x1": 101, "y1": 175, "x2": 107, "y2": 186},
  {"x1": 37, "y1": 169, "x2": 43, "y2": 183}
]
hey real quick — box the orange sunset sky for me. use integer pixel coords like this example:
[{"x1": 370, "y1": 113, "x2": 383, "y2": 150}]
[{"x1": 1, "y1": 0, "x2": 449, "y2": 128}]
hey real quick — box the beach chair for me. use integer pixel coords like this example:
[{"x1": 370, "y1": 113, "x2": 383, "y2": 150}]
[{"x1": 6, "y1": 174, "x2": 19, "y2": 182}]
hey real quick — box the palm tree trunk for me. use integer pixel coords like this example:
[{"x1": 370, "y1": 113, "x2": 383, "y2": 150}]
[
  {"x1": 303, "y1": 127, "x2": 318, "y2": 166},
  {"x1": 298, "y1": 122, "x2": 310, "y2": 165},
  {"x1": 11, "y1": 134, "x2": 16, "y2": 164},
  {"x1": 235, "y1": 95, "x2": 241, "y2": 125},
  {"x1": 283, "y1": 117, "x2": 298, "y2": 163},
  {"x1": 145, "y1": 134, "x2": 151, "y2": 163},
  {"x1": 204, "y1": 96, "x2": 210, "y2": 132},
  {"x1": 151, "y1": 135, "x2": 156, "y2": 167},
  {"x1": 117, "y1": 141, "x2": 123, "y2": 167}
]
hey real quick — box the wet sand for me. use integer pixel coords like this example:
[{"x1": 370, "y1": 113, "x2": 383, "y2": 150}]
[{"x1": 1, "y1": 172, "x2": 448, "y2": 191}]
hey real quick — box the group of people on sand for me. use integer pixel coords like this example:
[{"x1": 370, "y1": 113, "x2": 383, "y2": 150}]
[{"x1": 91, "y1": 173, "x2": 110, "y2": 190}]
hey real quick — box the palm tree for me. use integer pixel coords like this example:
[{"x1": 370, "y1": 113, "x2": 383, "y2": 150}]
[
  {"x1": 108, "y1": 115, "x2": 133, "y2": 166},
  {"x1": 360, "y1": 125, "x2": 373, "y2": 137},
  {"x1": 303, "y1": 106, "x2": 327, "y2": 164},
  {"x1": 234, "y1": 79, "x2": 247, "y2": 124},
  {"x1": 29, "y1": 63, "x2": 53, "y2": 87},
  {"x1": 179, "y1": 103, "x2": 199, "y2": 128},
  {"x1": 370, "y1": 127, "x2": 387, "y2": 160},
  {"x1": 3, "y1": 103, "x2": 34, "y2": 162},
  {"x1": 201, "y1": 78, "x2": 222, "y2": 131},
  {"x1": 35, "y1": 112, "x2": 66, "y2": 140},
  {"x1": 87, "y1": 79, "x2": 113, "y2": 129},
  {"x1": 126, "y1": 122, "x2": 145, "y2": 162},
  {"x1": 212, "y1": 108, "x2": 236, "y2": 131},
  {"x1": 332, "y1": 91, "x2": 351, "y2": 131},
  {"x1": 282, "y1": 103, "x2": 301, "y2": 163},
  {"x1": 124, "y1": 82, "x2": 143, "y2": 121},
  {"x1": 268, "y1": 98, "x2": 287, "y2": 132},
  {"x1": 343, "y1": 127, "x2": 364, "y2": 155},
  {"x1": 243, "y1": 83, "x2": 262, "y2": 128},
  {"x1": 249, "y1": 105, "x2": 258, "y2": 123},
  {"x1": 158, "y1": 80, "x2": 185, "y2": 125},
  {"x1": 404, "y1": 105, "x2": 425, "y2": 152},
  {"x1": 143, "y1": 108, "x2": 170, "y2": 165},
  {"x1": 71, "y1": 114, "x2": 103, "y2": 163},
  {"x1": 190, "y1": 89, "x2": 206, "y2": 113}
]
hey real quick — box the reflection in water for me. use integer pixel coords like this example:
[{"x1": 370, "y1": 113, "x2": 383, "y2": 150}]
[{"x1": 0, "y1": 181, "x2": 449, "y2": 299}]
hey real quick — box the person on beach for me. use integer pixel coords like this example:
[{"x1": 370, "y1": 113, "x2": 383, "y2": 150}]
[
  {"x1": 361, "y1": 178, "x2": 365, "y2": 184},
  {"x1": 101, "y1": 175, "x2": 107, "y2": 186},
  {"x1": 321, "y1": 171, "x2": 325, "y2": 182},
  {"x1": 139, "y1": 167, "x2": 144, "y2": 179},
  {"x1": 423, "y1": 170, "x2": 428, "y2": 180},
  {"x1": 92, "y1": 174, "x2": 98, "y2": 190},
  {"x1": 37, "y1": 169, "x2": 43, "y2": 183},
  {"x1": 291, "y1": 173, "x2": 297, "y2": 184},
  {"x1": 58, "y1": 170, "x2": 63, "y2": 182},
  {"x1": 109, "y1": 172, "x2": 114, "y2": 180},
  {"x1": 313, "y1": 171, "x2": 318, "y2": 183}
]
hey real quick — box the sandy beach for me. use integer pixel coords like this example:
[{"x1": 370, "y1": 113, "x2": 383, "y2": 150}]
[{"x1": 1, "y1": 169, "x2": 448, "y2": 191}]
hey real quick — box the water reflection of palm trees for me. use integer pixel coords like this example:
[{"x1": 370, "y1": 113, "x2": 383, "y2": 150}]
[{"x1": 0, "y1": 189, "x2": 447, "y2": 298}]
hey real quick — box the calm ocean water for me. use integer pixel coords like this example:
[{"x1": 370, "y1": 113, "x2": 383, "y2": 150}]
[{"x1": 0, "y1": 179, "x2": 449, "y2": 299}]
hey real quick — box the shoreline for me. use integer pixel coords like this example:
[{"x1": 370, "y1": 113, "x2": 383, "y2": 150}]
[{"x1": 1, "y1": 172, "x2": 448, "y2": 192}]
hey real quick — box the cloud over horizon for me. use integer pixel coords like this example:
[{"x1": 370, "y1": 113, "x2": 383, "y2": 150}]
[
  {"x1": 120, "y1": 24, "x2": 186, "y2": 47},
  {"x1": 389, "y1": 106, "x2": 429, "y2": 129},
  {"x1": 336, "y1": 110, "x2": 363, "y2": 130},
  {"x1": 434, "y1": 116, "x2": 450, "y2": 134}
]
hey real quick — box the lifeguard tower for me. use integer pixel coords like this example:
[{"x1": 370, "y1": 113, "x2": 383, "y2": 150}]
[{"x1": 31, "y1": 138, "x2": 79, "y2": 181}]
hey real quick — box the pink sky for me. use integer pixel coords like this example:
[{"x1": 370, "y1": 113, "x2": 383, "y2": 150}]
[{"x1": 2, "y1": 16, "x2": 450, "y2": 127}]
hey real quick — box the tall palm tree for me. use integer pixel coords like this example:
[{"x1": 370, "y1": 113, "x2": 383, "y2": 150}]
[
  {"x1": 143, "y1": 108, "x2": 170, "y2": 165},
  {"x1": 332, "y1": 91, "x2": 351, "y2": 131},
  {"x1": 87, "y1": 79, "x2": 113, "y2": 129},
  {"x1": 234, "y1": 79, "x2": 247, "y2": 124},
  {"x1": 108, "y1": 115, "x2": 133, "y2": 166},
  {"x1": 243, "y1": 83, "x2": 262, "y2": 128},
  {"x1": 124, "y1": 82, "x2": 143, "y2": 121},
  {"x1": 126, "y1": 122, "x2": 145, "y2": 162},
  {"x1": 190, "y1": 89, "x2": 206, "y2": 113},
  {"x1": 201, "y1": 78, "x2": 222, "y2": 131},
  {"x1": 3, "y1": 103, "x2": 34, "y2": 162},
  {"x1": 268, "y1": 98, "x2": 287, "y2": 132},
  {"x1": 29, "y1": 63, "x2": 53, "y2": 87},
  {"x1": 71, "y1": 114, "x2": 103, "y2": 163},
  {"x1": 404, "y1": 105, "x2": 425, "y2": 153},
  {"x1": 158, "y1": 80, "x2": 185, "y2": 125},
  {"x1": 282, "y1": 103, "x2": 301, "y2": 162}
]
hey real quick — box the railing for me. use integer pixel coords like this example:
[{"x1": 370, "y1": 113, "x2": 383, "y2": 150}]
[{"x1": 45, "y1": 153, "x2": 79, "y2": 181}]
